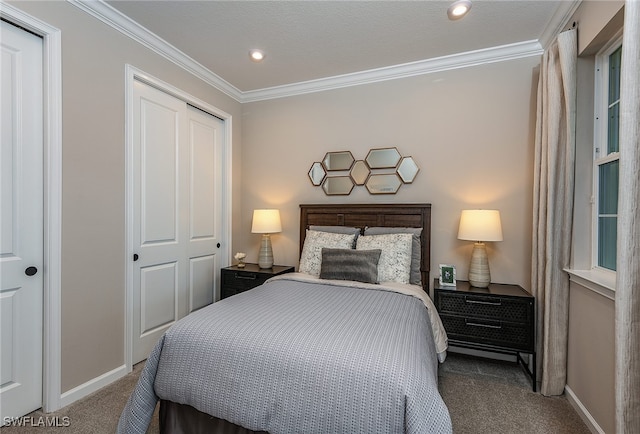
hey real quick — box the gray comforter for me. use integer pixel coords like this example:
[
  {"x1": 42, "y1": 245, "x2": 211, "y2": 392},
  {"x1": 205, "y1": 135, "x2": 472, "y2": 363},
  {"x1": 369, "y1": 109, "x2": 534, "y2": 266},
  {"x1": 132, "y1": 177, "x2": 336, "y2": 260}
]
[{"x1": 118, "y1": 274, "x2": 452, "y2": 433}]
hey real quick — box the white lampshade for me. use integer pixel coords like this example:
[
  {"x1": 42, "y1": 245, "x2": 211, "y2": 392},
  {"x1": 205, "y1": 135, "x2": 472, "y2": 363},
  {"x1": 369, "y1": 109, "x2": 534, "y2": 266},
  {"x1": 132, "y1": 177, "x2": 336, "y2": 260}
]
[
  {"x1": 458, "y1": 210, "x2": 503, "y2": 242},
  {"x1": 251, "y1": 209, "x2": 282, "y2": 234}
]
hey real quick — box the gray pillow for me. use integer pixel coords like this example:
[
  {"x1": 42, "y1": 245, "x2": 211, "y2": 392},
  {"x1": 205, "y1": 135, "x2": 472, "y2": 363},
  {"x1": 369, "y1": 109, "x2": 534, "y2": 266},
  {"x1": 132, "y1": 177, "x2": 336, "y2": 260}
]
[
  {"x1": 310, "y1": 225, "x2": 361, "y2": 247},
  {"x1": 319, "y1": 248, "x2": 381, "y2": 284},
  {"x1": 364, "y1": 227, "x2": 422, "y2": 285}
]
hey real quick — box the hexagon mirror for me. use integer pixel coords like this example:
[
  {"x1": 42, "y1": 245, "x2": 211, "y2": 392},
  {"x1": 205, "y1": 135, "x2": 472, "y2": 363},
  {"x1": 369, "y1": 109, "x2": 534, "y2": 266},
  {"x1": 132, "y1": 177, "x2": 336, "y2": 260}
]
[
  {"x1": 322, "y1": 151, "x2": 354, "y2": 171},
  {"x1": 365, "y1": 173, "x2": 402, "y2": 194},
  {"x1": 350, "y1": 160, "x2": 370, "y2": 185},
  {"x1": 397, "y1": 157, "x2": 420, "y2": 183},
  {"x1": 308, "y1": 162, "x2": 326, "y2": 186},
  {"x1": 322, "y1": 176, "x2": 354, "y2": 195},
  {"x1": 365, "y1": 147, "x2": 401, "y2": 169}
]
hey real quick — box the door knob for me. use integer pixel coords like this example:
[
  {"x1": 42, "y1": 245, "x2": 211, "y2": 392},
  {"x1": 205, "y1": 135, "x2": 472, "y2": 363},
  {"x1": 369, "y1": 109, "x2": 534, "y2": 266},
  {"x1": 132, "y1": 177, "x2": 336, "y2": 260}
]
[
  {"x1": 133, "y1": 254, "x2": 139, "y2": 262},
  {"x1": 25, "y1": 266, "x2": 38, "y2": 276}
]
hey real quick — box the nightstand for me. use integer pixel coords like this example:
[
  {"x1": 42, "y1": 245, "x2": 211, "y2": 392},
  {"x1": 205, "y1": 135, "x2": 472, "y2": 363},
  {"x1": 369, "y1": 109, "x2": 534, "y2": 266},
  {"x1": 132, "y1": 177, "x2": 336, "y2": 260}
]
[
  {"x1": 434, "y1": 279, "x2": 536, "y2": 391},
  {"x1": 221, "y1": 264, "x2": 294, "y2": 299}
]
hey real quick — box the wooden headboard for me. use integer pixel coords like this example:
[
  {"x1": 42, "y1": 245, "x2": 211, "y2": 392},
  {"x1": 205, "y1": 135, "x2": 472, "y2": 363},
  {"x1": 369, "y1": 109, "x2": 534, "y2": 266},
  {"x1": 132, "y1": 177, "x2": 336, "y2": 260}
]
[{"x1": 299, "y1": 203, "x2": 432, "y2": 292}]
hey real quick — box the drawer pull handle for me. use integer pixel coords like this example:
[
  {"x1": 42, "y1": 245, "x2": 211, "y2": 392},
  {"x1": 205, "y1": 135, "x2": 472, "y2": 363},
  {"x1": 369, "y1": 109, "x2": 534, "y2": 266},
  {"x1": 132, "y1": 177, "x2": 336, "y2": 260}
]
[
  {"x1": 465, "y1": 320, "x2": 502, "y2": 329},
  {"x1": 465, "y1": 298, "x2": 501, "y2": 306},
  {"x1": 235, "y1": 273, "x2": 257, "y2": 280}
]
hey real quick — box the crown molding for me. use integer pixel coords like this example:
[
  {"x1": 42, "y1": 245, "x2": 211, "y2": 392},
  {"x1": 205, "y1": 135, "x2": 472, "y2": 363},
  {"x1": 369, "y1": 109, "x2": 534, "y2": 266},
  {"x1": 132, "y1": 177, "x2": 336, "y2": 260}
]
[
  {"x1": 241, "y1": 40, "x2": 543, "y2": 102},
  {"x1": 70, "y1": 0, "x2": 545, "y2": 103},
  {"x1": 68, "y1": 0, "x2": 244, "y2": 102}
]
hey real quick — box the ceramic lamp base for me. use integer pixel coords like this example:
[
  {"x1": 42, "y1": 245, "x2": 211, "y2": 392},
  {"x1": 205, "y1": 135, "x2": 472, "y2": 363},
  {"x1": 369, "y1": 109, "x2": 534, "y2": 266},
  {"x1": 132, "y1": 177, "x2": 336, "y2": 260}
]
[
  {"x1": 468, "y1": 242, "x2": 491, "y2": 288},
  {"x1": 258, "y1": 234, "x2": 274, "y2": 269}
]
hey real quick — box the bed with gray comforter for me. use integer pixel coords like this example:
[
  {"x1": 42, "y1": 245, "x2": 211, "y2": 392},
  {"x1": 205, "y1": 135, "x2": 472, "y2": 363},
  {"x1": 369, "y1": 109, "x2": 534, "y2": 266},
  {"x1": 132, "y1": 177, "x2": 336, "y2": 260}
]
[{"x1": 117, "y1": 274, "x2": 452, "y2": 433}]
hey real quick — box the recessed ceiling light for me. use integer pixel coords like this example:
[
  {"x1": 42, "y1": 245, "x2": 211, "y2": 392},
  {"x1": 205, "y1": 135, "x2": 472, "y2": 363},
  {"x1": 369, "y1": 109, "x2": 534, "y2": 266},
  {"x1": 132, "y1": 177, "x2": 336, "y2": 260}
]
[
  {"x1": 447, "y1": 0, "x2": 472, "y2": 20},
  {"x1": 249, "y1": 49, "x2": 265, "y2": 62}
]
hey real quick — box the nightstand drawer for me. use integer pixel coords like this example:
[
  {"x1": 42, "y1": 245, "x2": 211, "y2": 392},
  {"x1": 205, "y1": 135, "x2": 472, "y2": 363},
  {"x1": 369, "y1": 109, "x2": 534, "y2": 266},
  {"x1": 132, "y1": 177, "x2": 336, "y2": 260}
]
[
  {"x1": 437, "y1": 293, "x2": 531, "y2": 323},
  {"x1": 440, "y1": 314, "x2": 533, "y2": 351},
  {"x1": 222, "y1": 270, "x2": 270, "y2": 290}
]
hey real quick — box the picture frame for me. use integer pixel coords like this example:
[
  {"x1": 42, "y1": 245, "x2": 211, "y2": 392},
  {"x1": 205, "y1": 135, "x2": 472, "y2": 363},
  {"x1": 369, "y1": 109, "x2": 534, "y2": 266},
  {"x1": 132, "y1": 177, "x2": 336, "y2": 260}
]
[{"x1": 439, "y1": 264, "x2": 457, "y2": 287}]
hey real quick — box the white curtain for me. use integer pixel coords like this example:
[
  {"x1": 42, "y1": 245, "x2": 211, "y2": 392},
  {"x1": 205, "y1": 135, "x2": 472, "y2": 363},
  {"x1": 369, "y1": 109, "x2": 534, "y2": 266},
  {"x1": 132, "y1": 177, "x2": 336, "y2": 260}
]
[
  {"x1": 615, "y1": 1, "x2": 640, "y2": 432},
  {"x1": 531, "y1": 29, "x2": 577, "y2": 396}
]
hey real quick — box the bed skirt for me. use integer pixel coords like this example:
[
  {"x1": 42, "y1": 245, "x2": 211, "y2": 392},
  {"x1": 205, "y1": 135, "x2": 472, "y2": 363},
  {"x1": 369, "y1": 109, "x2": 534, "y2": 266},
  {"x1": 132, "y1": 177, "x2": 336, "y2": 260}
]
[{"x1": 159, "y1": 400, "x2": 267, "y2": 434}]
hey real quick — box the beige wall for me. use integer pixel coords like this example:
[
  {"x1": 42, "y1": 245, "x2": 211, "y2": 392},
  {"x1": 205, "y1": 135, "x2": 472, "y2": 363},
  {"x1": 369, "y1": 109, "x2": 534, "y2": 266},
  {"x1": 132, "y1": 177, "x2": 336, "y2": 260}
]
[
  {"x1": 240, "y1": 57, "x2": 540, "y2": 292},
  {"x1": 8, "y1": 1, "x2": 243, "y2": 393},
  {"x1": 567, "y1": 282, "x2": 615, "y2": 434},
  {"x1": 565, "y1": 2, "x2": 624, "y2": 432}
]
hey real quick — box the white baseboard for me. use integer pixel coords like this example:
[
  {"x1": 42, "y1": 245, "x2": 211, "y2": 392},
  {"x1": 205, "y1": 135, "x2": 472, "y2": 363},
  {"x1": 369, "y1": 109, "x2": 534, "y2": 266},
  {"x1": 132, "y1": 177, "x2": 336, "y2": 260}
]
[
  {"x1": 565, "y1": 385, "x2": 606, "y2": 434},
  {"x1": 57, "y1": 364, "x2": 128, "y2": 409}
]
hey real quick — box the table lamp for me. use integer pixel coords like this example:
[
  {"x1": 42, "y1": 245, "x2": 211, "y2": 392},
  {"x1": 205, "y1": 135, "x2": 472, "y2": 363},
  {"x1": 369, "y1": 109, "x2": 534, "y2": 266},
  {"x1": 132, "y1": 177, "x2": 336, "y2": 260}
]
[
  {"x1": 251, "y1": 209, "x2": 282, "y2": 269},
  {"x1": 457, "y1": 209, "x2": 503, "y2": 288}
]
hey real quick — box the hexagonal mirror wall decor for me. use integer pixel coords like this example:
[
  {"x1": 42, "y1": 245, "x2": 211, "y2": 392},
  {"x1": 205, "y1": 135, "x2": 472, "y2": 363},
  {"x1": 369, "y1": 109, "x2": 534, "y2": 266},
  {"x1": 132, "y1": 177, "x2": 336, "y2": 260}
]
[
  {"x1": 322, "y1": 176, "x2": 354, "y2": 195},
  {"x1": 322, "y1": 151, "x2": 354, "y2": 171},
  {"x1": 366, "y1": 173, "x2": 402, "y2": 194},
  {"x1": 365, "y1": 147, "x2": 401, "y2": 169},
  {"x1": 350, "y1": 160, "x2": 370, "y2": 185},
  {"x1": 397, "y1": 156, "x2": 419, "y2": 183},
  {"x1": 309, "y1": 147, "x2": 418, "y2": 195},
  {"x1": 308, "y1": 162, "x2": 326, "y2": 186}
]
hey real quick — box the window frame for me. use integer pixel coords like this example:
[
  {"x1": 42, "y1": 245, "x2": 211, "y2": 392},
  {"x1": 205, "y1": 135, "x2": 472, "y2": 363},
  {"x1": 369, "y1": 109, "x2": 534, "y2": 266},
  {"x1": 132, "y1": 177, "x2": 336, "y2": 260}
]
[{"x1": 592, "y1": 33, "x2": 622, "y2": 277}]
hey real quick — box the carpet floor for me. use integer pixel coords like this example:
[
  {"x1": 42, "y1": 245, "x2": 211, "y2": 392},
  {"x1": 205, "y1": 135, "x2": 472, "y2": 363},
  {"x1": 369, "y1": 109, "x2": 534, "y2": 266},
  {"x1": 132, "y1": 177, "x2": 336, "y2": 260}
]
[
  {"x1": 438, "y1": 353, "x2": 591, "y2": 433},
  {"x1": 2, "y1": 353, "x2": 590, "y2": 433}
]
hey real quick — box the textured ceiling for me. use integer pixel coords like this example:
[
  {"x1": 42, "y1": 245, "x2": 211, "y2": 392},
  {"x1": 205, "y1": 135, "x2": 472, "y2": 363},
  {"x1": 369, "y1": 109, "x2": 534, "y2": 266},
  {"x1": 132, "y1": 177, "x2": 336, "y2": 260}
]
[{"x1": 105, "y1": 0, "x2": 571, "y2": 92}]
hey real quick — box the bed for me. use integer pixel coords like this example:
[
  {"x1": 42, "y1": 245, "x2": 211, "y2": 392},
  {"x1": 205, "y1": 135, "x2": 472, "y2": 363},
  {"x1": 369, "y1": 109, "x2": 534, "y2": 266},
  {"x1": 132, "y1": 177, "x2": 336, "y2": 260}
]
[{"x1": 118, "y1": 203, "x2": 451, "y2": 434}]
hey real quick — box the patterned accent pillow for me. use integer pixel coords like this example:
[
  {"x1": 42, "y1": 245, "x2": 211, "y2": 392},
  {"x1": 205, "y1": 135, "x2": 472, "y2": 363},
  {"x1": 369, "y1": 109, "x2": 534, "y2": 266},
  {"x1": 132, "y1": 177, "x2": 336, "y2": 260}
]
[
  {"x1": 356, "y1": 233, "x2": 413, "y2": 284},
  {"x1": 364, "y1": 227, "x2": 422, "y2": 285},
  {"x1": 299, "y1": 230, "x2": 357, "y2": 277},
  {"x1": 319, "y1": 248, "x2": 382, "y2": 284}
]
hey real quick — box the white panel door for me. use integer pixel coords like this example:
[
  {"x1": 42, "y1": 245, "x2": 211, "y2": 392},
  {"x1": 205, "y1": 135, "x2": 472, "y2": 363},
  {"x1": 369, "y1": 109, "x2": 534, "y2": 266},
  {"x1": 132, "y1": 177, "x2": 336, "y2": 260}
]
[
  {"x1": 132, "y1": 81, "x2": 186, "y2": 364},
  {"x1": 0, "y1": 21, "x2": 44, "y2": 421},
  {"x1": 186, "y1": 106, "x2": 222, "y2": 313},
  {"x1": 132, "y1": 82, "x2": 221, "y2": 364}
]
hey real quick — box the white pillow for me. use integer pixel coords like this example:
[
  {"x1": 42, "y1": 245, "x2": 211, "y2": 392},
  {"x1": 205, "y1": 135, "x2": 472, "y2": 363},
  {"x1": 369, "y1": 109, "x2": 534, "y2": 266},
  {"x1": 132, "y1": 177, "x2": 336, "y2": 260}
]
[
  {"x1": 356, "y1": 233, "x2": 413, "y2": 284},
  {"x1": 299, "y1": 230, "x2": 357, "y2": 277}
]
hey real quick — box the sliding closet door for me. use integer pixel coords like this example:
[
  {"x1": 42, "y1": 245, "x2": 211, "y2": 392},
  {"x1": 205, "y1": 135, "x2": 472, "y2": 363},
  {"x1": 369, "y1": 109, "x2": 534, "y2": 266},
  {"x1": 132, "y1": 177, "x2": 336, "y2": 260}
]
[
  {"x1": 185, "y1": 106, "x2": 223, "y2": 313},
  {"x1": 131, "y1": 81, "x2": 222, "y2": 364}
]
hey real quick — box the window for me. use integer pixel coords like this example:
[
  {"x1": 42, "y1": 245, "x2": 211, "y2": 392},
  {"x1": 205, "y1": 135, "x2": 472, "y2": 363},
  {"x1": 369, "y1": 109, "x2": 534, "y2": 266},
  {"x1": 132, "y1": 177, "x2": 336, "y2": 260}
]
[{"x1": 594, "y1": 40, "x2": 622, "y2": 272}]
